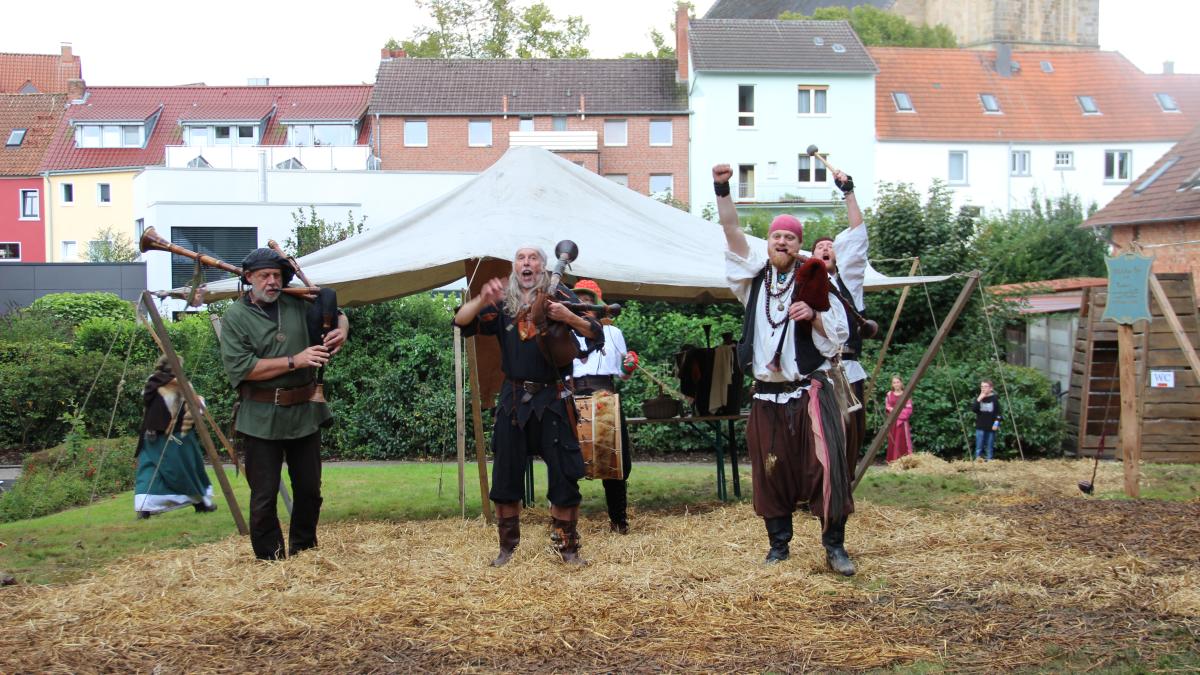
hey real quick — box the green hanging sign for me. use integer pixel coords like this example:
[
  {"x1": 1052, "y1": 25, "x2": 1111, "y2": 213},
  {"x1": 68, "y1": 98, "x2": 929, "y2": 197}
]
[{"x1": 1103, "y1": 252, "x2": 1153, "y2": 325}]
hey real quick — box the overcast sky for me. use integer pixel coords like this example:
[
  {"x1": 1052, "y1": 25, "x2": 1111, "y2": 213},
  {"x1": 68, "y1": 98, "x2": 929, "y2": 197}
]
[{"x1": 2, "y1": 0, "x2": 1196, "y2": 87}]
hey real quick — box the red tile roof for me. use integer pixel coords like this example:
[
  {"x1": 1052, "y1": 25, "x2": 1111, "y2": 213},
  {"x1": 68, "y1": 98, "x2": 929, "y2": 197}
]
[
  {"x1": 1085, "y1": 122, "x2": 1200, "y2": 228},
  {"x1": 989, "y1": 277, "x2": 1108, "y2": 295},
  {"x1": 0, "y1": 49, "x2": 82, "y2": 94},
  {"x1": 871, "y1": 47, "x2": 1200, "y2": 142},
  {"x1": 0, "y1": 94, "x2": 67, "y2": 176},
  {"x1": 41, "y1": 85, "x2": 372, "y2": 172}
]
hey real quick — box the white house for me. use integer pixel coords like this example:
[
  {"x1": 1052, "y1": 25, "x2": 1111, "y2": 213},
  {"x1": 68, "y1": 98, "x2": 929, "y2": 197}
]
[
  {"x1": 872, "y1": 47, "x2": 1200, "y2": 215},
  {"x1": 683, "y1": 18, "x2": 878, "y2": 221},
  {"x1": 133, "y1": 165, "x2": 473, "y2": 313}
]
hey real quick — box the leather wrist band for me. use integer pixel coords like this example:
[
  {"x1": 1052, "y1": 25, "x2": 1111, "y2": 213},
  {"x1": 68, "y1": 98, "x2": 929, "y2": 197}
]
[
  {"x1": 714, "y1": 180, "x2": 730, "y2": 198},
  {"x1": 288, "y1": 354, "x2": 295, "y2": 370}
]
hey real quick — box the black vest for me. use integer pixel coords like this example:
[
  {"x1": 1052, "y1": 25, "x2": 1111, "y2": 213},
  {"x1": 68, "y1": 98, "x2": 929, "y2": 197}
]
[
  {"x1": 737, "y1": 265, "x2": 825, "y2": 377},
  {"x1": 834, "y1": 273, "x2": 865, "y2": 359}
]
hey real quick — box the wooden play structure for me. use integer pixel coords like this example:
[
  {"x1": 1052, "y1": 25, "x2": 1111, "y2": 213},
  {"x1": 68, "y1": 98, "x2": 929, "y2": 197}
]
[{"x1": 1068, "y1": 271, "x2": 1200, "y2": 469}]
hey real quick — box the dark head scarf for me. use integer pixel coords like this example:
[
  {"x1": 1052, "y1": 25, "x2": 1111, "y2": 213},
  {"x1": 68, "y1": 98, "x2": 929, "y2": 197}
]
[{"x1": 240, "y1": 247, "x2": 294, "y2": 286}]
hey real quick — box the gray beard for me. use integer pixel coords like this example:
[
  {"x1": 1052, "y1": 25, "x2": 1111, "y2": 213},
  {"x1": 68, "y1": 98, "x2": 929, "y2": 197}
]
[{"x1": 250, "y1": 287, "x2": 280, "y2": 304}]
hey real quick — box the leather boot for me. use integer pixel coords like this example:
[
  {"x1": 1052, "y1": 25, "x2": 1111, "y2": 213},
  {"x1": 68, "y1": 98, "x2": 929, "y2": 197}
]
[
  {"x1": 822, "y1": 517, "x2": 856, "y2": 576},
  {"x1": 490, "y1": 516, "x2": 520, "y2": 567},
  {"x1": 763, "y1": 515, "x2": 792, "y2": 564},
  {"x1": 551, "y1": 517, "x2": 588, "y2": 567},
  {"x1": 604, "y1": 479, "x2": 629, "y2": 534}
]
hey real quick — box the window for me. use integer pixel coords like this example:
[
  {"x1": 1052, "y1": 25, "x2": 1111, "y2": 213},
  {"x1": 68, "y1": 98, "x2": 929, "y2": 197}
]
[
  {"x1": 1135, "y1": 156, "x2": 1180, "y2": 194},
  {"x1": 892, "y1": 92, "x2": 914, "y2": 112},
  {"x1": 97, "y1": 183, "x2": 112, "y2": 205},
  {"x1": 102, "y1": 125, "x2": 121, "y2": 147},
  {"x1": 61, "y1": 183, "x2": 74, "y2": 204},
  {"x1": 6, "y1": 129, "x2": 26, "y2": 146},
  {"x1": 0, "y1": 243, "x2": 20, "y2": 261},
  {"x1": 738, "y1": 85, "x2": 755, "y2": 126},
  {"x1": 797, "y1": 86, "x2": 828, "y2": 115},
  {"x1": 187, "y1": 126, "x2": 210, "y2": 146},
  {"x1": 767, "y1": 161, "x2": 778, "y2": 179},
  {"x1": 404, "y1": 120, "x2": 428, "y2": 147},
  {"x1": 286, "y1": 124, "x2": 352, "y2": 146},
  {"x1": 737, "y1": 164, "x2": 755, "y2": 199},
  {"x1": 1104, "y1": 150, "x2": 1131, "y2": 181},
  {"x1": 518, "y1": 117, "x2": 534, "y2": 132},
  {"x1": 19, "y1": 189, "x2": 39, "y2": 219},
  {"x1": 215, "y1": 126, "x2": 232, "y2": 143},
  {"x1": 979, "y1": 94, "x2": 1001, "y2": 113},
  {"x1": 170, "y1": 226, "x2": 258, "y2": 288},
  {"x1": 649, "y1": 174, "x2": 673, "y2": 198},
  {"x1": 1077, "y1": 96, "x2": 1099, "y2": 114},
  {"x1": 1010, "y1": 150, "x2": 1031, "y2": 176},
  {"x1": 948, "y1": 151, "x2": 968, "y2": 184},
  {"x1": 79, "y1": 125, "x2": 101, "y2": 147},
  {"x1": 187, "y1": 155, "x2": 213, "y2": 168},
  {"x1": 468, "y1": 120, "x2": 493, "y2": 147},
  {"x1": 797, "y1": 154, "x2": 827, "y2": 183},
  {"x1": 61, "y1": 240, "x2": 77, "y2": 259},
  {"x1": 76, "y1": 124, "x2": 143, "y2": 148},
  {"x1": 239, "y1": 126, "x2": 255, "y2": 142},
  {"x1": 603, "y1": 119, "x2": 627, "y2": 146},
  {"x1": 122, "y1": 126, "x2": 142, "y2": 147},
  {"x1": 1040, "y1": 60, "x2": 1054, "y2": 73},
  {"x1": 649, "y1": 120, "x2": 673, "y2": 146},
  {"x1": 1155, "y1": 93, "x2": 1179, "y2": 112},
  {"x1": 605, "y1": 174, "x2": 628, "y2": 186},
  {"x1": 552, "y1": 116, "x2": 567, "y2": 131},
  {"x1": 275, "y1": 157, "x2": 304, "y2": 170},
  {"x1": 1054, "y1": 151, "x2": 1074, "y2": 169}
]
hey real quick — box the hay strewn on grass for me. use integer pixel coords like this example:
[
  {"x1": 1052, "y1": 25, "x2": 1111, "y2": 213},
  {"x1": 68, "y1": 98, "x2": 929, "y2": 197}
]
[{"x1": 1, "y1": 460, "x2": 1197, "y2": 672}]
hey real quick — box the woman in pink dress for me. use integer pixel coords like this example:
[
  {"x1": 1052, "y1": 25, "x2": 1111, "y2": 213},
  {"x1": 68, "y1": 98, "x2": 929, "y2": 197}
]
[{"x1": 885, "y1": 376, "x2": 914, "y2": 462}]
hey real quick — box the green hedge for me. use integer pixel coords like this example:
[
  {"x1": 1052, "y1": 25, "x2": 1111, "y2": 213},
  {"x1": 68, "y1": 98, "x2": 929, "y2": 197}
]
[{"x1": 29, "y1": 292, "x2": 134, "y2": 326}]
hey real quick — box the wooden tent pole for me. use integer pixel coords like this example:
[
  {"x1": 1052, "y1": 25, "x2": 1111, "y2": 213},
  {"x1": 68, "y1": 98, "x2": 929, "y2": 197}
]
[
  {"x1": 466, "y1": 336, "x2": 494, "y2": 524},
  {"x1": 454, "y1": 323, "x2": 467, "y2": 518},
  {"x1": 853, "y1": 271, "x2": 981, "y2": 491},
  {"x1": 139, "y1": 292, "x2": 249, "y2": 535},
  {"x1": 1148, "y1": 274, "x2": 1200, "y2": 384},
  {"x1": 1116, "y1": 323, "x2": 1140, "y2": 498},
  {"x1": 865, "y1": 257, "x2": 921, "y2": 403}
]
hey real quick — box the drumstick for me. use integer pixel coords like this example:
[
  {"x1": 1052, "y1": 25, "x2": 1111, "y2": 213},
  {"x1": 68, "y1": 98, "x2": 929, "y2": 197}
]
[
  {"x1": 633, "y1": 363, "x2": 688, "y2": 402},
  {"x1": 805, "y1": 144, "x2": 841, "y2": 178}
]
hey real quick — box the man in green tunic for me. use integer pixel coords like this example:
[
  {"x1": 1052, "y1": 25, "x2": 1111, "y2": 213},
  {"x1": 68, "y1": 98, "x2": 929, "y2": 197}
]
[{"x1": 219, "y1": 248, "x2": 348, "y2": 560}]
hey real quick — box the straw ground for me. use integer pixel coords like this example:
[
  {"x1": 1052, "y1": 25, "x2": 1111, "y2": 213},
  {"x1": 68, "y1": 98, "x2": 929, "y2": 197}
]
[{"x1": 1, "y1": 457, "x2": 1197, "y2": 672}]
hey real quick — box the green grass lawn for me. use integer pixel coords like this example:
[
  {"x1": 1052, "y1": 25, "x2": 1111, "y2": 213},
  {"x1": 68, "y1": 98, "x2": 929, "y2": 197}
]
[{"x1": 0, "y1": 461, "x2": 727, "y2": 585}]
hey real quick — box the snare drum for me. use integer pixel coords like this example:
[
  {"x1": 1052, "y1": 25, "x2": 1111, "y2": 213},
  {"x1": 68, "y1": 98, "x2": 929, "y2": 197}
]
[{"x1": 575, "y1": 391, "x2": 624, "y2": 480}]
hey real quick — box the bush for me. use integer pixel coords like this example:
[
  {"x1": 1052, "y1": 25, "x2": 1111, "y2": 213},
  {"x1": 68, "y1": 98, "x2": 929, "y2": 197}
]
[
  {"x1": 0, "y1": 413, "x2": 136, "y2": 522},
  {"x1": 29, "y1": 292, "x2": 134, "y2": 327}
]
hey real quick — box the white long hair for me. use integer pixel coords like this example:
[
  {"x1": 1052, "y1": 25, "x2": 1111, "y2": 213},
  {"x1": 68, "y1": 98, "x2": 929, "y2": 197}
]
[{"x1": 502, "y1": 246, "x2": 550, "y2": 317}]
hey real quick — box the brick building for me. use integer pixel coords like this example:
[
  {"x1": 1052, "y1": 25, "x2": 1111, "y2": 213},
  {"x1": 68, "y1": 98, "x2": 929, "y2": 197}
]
[
  {"x1": 1086, "y1": 122, "x2": 1200, "y2": 299},
  {"x1": 369, "y1": 52, "x2": 691, "y2": 207},
  {"x1": 0, "y1": 93, "x2": 67, "y2": 262},
  {"x1": 0, "y1": 44, "x2": 82, "y2": 94}
]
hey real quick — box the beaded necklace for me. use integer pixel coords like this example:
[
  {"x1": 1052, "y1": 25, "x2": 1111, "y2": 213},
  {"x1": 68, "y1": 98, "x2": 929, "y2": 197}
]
[{"x1": 763, "y1": 265, "x2": 795, "y2": 329}]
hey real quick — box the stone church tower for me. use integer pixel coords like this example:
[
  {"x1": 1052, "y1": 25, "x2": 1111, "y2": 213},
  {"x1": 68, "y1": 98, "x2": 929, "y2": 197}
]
[{"x1": 891, "y1": 0, "x2": 1099, "y2": 50}]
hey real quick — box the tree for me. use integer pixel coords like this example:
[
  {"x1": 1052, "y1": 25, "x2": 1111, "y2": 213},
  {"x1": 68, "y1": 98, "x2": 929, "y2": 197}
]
[
  {"x1": 622, "y1": 29, "x2": 675, "y2": 59},
  {"x1": 974, "y1": 192, "x2": 1107, "y2": 286},
  {"x1": 781, "y1": 6, "x2": 957, "y2": 48},
  {"x1": 84, "y1": 226, "x2": 139, "y2": 263},
  {"x1": 284, "y1": 207, "x2": 367, "y2": 258},
  {"x1": 388, "y1": 0, "x2": 588, "y2": 59}
]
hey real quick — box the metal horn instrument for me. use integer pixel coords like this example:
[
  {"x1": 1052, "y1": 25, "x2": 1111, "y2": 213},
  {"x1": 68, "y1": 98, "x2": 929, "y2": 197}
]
[
  {"x1": 266, "y1": 239, "x2": 335, "y2": 404},
  {"x1": 139, "y1": 227, "x2": 318, "y2": 299}
]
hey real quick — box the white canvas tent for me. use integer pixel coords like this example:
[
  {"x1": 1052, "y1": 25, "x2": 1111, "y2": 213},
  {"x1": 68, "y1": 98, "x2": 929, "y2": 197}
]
[{"x1": 203, "y1": 146, "x2": 946, "y2": 303}]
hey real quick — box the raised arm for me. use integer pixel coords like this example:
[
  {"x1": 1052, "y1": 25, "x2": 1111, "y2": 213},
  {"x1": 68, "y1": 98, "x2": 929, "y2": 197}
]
[
  {"x1": 713, "y1": 164, "x2": 749, "y2": 259},
  {"x1": 454, "y1": 278, "x2": 505, "y2": 327}
]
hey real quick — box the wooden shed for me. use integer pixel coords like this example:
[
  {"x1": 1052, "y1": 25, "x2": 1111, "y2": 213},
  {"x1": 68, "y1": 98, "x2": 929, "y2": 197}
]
[{"x1": 1067, "y1": 272, "x2": 1200, "y2": 462}]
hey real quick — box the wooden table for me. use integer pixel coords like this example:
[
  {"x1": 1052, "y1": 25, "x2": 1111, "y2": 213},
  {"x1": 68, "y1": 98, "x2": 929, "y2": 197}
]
[{"x1": 627, "y1": 413, "x2": 749, "y2": 501}]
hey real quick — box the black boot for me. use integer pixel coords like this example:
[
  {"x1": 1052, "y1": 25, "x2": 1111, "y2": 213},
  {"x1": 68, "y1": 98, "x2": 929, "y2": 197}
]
[
  {"x1": 490, "y1": 516, "x2": 520, "y2": 567},
  {"x1": 193, "y1": 501, "x2": 218, "y2": 513},
  {"x1": 551, "y1": 517, "x2": 588, "y2": 567},
  {"x1": 822, "y1": 517, "x2": 856, "y2": 576},
  {"x1": 604, "y1": 479, "x2": 629, "y2": 534},
  {"x1": 763, "y1": 516, "x2": 792, "y2": 564}
]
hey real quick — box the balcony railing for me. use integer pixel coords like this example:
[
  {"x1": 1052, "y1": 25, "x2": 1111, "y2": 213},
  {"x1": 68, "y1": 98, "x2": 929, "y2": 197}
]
[
  {"x1": 508, "y1": 130, "x2": 598, "y2": 151},
  {"x1": 165, "y1": 144, "x2": 373, "y2": 171}
]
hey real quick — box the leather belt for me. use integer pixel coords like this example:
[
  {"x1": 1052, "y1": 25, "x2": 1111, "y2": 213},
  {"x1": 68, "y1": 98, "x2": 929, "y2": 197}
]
[
  {"x1": 240, "y1": 382, "x2": 316, "y2": 407},
  {"x1": 573, "y1": 375, "x2": 615, "y2": 393},
  {"x1": 508, "y1": 378, "x2": 563, "y2": 404},
  {"x1": 753, "y1": 378, "x2": 811, "y2": 395}
]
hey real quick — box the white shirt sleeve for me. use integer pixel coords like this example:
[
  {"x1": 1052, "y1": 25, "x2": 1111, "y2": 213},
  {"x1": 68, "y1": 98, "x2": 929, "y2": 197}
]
[
  {"x1": 832, "y1": 223, "x2": 868, "y2": 311},
  {"x1": 725, "y1": 248, "x2": 766, "y2": 306},
  {"x1": 813, "y1": 291, "x2": 848, "y2": 358},
  {"x1": 608, "y1": 325, "x2": 628, "y2": 359}
]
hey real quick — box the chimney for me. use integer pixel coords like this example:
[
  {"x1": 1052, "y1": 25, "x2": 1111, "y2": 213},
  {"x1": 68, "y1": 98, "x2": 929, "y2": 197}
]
[
  {"x1": 60, "y1": 43, "x2": 73, "y2": 63},
  {"x1": 996, "y1": 43, "x2": 1012, "y2": 77},
  {"x1": 1164, "y1": 60, "x2": 1175, "y2": 74},
  {"x1": 381, "y1": 47, "x2": 408, "y2": 60},
  {"x1": 67, "y1": 78, "x2": 86, "y2": 102},
  {"x1": 675, "y1": 2, "x2": 690, "y2": 83}
]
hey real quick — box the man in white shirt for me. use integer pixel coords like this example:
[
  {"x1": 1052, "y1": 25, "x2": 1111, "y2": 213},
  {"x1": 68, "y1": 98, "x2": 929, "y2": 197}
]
[
  {"x1": 714, "y1": 163, "x2": 857, "y2": 576},
  {"x1": 810, "y1": 168, "x2": 868, "y2": 469},
  {"x1": 570, "y1": 280, "x2": 635, "y2": 534}
]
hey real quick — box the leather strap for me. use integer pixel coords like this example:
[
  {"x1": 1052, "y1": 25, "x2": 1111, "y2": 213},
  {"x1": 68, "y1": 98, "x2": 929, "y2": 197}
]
[{"x1": 239, "y1": 382, "x2": 316, "y2": 407}]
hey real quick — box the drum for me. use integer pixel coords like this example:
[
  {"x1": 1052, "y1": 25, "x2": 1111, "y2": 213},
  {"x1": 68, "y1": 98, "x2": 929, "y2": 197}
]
[{"x1": 575, "y1": 391, "x2": 624, "y2": 480}]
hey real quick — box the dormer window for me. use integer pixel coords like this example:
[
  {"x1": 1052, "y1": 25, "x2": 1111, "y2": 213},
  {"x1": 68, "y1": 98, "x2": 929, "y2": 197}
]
[
  {"x1": 892, "y1": 92, "x2": 914, "y2": 112},
  {"x1": 980, "y1": 94, "x2": 1001, "y2": 113},
  {"x1": 74, "y1": 124, "x2": 144, "y2": 148},
  {"x1": 185, "y1": 124, "x2": 258, "y2": 146},
  {"x1": 1077, "y1": 96, "x2": 1100, "y2": 114},
  {"x1": 287, "y1": 124, "x2": 356, "y2": 147},
  {"x1": 6, "y1": 129, "x2": 26, "y2": 146},
  {"x1": 1040, "y1": 61, "x2": 1054, "y2": 73},
  {"x1": 1155, "y1": 93, "x2": 1179, "y2": 112}
]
